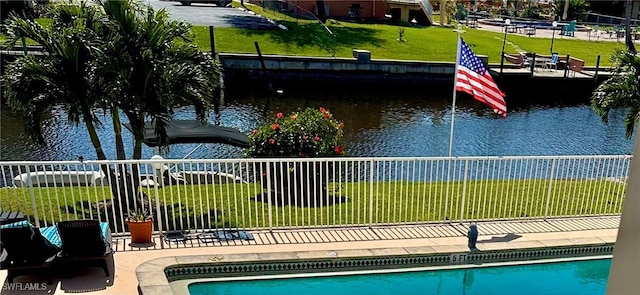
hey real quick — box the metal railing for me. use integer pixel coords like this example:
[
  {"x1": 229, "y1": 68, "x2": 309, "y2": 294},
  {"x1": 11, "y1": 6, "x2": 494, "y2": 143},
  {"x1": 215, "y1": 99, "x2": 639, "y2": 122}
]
[{"x1": 0, "y1": 155, "x2": 629, "y2": 236}]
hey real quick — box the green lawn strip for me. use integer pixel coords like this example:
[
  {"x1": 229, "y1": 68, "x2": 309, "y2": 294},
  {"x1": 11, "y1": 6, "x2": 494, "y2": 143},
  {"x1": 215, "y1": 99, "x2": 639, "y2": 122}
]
[
  {"x1": 0, "y1": 179, "x2": 623, "y2": 230},
  {"x1": 201, "y1": 23, "x2": 622, "y2": 66},
  {"x1": 3, "y1": 14, "x2": 622, "y2": 66},
  {"x1": 214, "y1": 3, "x2": 623, "y2": 66}
]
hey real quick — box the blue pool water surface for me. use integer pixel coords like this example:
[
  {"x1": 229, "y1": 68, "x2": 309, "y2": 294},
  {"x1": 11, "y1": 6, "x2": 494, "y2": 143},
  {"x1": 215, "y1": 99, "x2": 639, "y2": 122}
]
[{"x1": 188, "y1": 258, "x2": 610, "y2": 295}]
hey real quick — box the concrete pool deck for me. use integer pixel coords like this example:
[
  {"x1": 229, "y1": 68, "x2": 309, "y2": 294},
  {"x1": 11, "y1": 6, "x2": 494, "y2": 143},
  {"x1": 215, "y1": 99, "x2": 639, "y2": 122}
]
[{"x1": 0, "y1": 217, "x2": 620, "y2": 294}]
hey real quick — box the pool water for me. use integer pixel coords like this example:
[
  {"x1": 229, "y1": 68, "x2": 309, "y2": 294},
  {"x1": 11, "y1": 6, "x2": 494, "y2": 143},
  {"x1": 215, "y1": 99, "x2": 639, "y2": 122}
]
[{"x1": 188, "y1": 258, "x2": 611, "y2": 295}]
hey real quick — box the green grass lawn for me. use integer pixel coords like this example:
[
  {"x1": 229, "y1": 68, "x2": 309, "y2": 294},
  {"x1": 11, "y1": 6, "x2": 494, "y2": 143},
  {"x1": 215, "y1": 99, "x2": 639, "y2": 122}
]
[
  {"x1": 2, "y1": 9, "x2": 623, "y2": 67},
  {"x1": 0, "y1": 178, "x2": 624, "y2": 231},
  {"x1": 206, "y1": 24, "x2": 622, "y2": 66},
  {"x1": 201, "y1": 3, "x2": 623, "y2": 66}
]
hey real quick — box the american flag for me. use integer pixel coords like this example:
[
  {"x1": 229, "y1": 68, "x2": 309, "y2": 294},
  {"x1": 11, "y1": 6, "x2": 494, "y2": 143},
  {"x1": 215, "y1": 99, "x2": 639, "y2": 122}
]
[{"x1": 455, "y1": 38, "x2": 507, "y2": 117}]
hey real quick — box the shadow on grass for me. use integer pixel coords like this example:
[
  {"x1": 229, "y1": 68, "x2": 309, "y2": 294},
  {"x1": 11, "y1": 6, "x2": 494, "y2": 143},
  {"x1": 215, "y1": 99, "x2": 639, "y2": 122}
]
[
  {"x1": 233, "y1": 20, "x2": 386, "y2": 53},
  {"x1": 254, "y1": 192, "x2": 348, "y2": 208},
  {"x1": 220, "y1": 14, "x2": 280, "y2": 29},
  {"x1": 76, "y1": 201, "x2": 238, "y2": 233}
]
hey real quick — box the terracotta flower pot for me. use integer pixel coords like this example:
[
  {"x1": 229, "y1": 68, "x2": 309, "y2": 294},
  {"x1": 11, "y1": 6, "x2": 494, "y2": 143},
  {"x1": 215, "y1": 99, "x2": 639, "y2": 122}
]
[{"x1": 127, "y1": 219, "x2": 153, "y2": 243}]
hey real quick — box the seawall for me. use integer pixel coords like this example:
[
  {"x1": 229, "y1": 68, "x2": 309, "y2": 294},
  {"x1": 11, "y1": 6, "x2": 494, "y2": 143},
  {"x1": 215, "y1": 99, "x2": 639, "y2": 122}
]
[
  {"x1": 219, "y1": 53, "x2": 610, "y2": 106},
  {"x1": 1, "y1": 49, "x2": 610, "y2": 106}
]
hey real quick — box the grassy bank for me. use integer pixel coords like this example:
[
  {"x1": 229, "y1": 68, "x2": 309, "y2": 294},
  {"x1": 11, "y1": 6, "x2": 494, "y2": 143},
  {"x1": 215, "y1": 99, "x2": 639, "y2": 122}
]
[
  {"x1": 0, "y1": 178, "x2": 624, "y2": 230},
  {"x1": 197, "y1": 3, "x2": 622, "y2": 66},
  {"x1": 2, "y1": 10, "x2": 623, "y2": 66},
  {"x1": 205, "y1": 24, "x2": 621, "y2": 66}
]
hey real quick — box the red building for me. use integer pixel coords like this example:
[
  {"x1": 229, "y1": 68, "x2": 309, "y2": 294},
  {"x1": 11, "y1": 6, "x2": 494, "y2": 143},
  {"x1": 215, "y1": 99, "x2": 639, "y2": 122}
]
[{"x1": 259, "y1": 0, "x2": 434, "y2": 24}]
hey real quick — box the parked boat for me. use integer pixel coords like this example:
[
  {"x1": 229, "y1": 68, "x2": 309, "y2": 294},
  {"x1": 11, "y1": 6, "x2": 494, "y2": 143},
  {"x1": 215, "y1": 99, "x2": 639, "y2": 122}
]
[{"x1": 13, "y1": 170, "x2": 106, "y2": 187}]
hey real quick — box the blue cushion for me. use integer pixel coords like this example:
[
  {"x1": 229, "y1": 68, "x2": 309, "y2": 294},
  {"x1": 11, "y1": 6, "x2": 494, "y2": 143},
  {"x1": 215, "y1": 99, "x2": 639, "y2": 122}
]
[
  {"x1": 42, "y1": 222, "x2": 111, "y2": 249},
  {"x1": 0, "y1": 220, "x2": 34, "y2": 237},
  {"x1": 0, "y1": 220, "x2": 31, "y2": 229},
  {"x1": 99, "y1": 222, "x2": 110, "y2": 241},
  {"x1": 40, "y1": 226, "x2": 62, "y2": 248}
]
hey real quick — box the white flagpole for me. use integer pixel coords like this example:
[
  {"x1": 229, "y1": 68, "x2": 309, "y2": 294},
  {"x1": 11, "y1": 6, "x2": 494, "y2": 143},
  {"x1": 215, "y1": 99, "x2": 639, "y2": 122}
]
[{"x1": 448, "y1": 25, "x2": 465, "y2": 157}]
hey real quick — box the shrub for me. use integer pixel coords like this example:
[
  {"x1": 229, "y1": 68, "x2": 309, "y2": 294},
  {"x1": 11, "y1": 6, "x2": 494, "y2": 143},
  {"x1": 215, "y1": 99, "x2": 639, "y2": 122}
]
[{"x1": 245, "y1": 107, "x2": 344, "y2": 158}]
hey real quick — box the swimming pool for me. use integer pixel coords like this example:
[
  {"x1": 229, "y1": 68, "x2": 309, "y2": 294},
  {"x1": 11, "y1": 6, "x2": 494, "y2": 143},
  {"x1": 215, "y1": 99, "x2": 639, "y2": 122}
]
[
  {"x1": 138, "y1": 244, "x2": 613, "y2": 295},
  {"x1": 188, "y1": 257, "x2": 610, "y2": 295}
]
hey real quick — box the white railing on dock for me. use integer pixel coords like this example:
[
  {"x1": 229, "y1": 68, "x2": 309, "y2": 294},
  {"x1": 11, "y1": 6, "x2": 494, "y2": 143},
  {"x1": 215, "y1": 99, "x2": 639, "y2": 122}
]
[{"x1": 0, "y1": 155, "x2": 629, "y2": 236}]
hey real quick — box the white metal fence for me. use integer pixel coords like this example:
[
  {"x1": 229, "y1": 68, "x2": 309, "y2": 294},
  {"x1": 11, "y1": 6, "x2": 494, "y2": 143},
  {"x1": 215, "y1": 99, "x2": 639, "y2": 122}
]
[{"x1": 0, "y1": 155, "x2": 630, "y2": 236}]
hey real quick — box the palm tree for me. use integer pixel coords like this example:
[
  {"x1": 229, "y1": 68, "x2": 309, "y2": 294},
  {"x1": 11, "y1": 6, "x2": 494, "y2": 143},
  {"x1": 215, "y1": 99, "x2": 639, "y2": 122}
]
[
  {"x1": 591, "y1": 0, "x2": 638, "y2": 138},
  {"x1": 3, "y1": 1, "x2": 110, "y2": 161},
  {"x1": 591, "y1": 49, "x2": 640, "y2": 139},
  {"x1": 98, "y1": 0, "x2": 222, "y2": 165},
  {"x1": 5, "y1": 0, "x2": 222, "y2": 215}
]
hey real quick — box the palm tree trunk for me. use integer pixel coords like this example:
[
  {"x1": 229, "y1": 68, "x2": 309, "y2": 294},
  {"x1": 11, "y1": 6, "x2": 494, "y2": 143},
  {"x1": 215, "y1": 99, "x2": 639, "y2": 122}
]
[
  {"x1": 112, "y1": 107, "x2": 127, "y2": 160},
  {"x1": 132, "y1": 138, "x2": 143, "y2": 160},
  {"x1": 625, "y1": 0, "x2": 637, "y2": 54},
  {"x1": 562, "y1": 0, "x2": 569, "y2": 20},
  {"x1": 84, "y1": 117, "x2": 107, "y2": 161},
  {"x1": 130, "y1": 121, "x2": 144, "y2": 188}
]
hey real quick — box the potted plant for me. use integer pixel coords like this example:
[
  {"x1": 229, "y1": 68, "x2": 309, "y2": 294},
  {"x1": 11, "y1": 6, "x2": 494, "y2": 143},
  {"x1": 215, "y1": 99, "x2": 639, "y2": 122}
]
[
  {"x1": 126, "y1": 208, "x2": 153, "y2": 243},
  {"x1": 246, "y1": 107, "x2": 345, "y2": 205}
]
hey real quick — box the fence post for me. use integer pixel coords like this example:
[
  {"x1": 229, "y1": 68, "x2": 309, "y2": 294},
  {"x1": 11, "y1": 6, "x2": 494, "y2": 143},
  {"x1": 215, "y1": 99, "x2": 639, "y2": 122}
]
[
  {"x1": 25, "y1": 165, "x2": 40, "y2": 228},
  {"x1": 444, "y1": 159, "x2": 451, "y2": 222},
  {"x1": 266, "y1": 160, "x2": 273, "y2": 233},
  {"x1": 209, "y1": 26, "x2": 216, "y2": 57},
  {"x1": 529, "y1": 54, "x2": 536, "y2": 75},
  {"x1": 564, "y1": 54, "x2": 571, "y2": 78},
  {"x1": 369, "y1": 159, "x2": 375, "y2": 227},
  {"x1": 594, "y1": 55, "x2": 600, "y2": 82},
  {"x1": 544, "y1": 158, "x2": 557, "y2": 220},
  {"x1": 151, "y1": 157, "x2": 165, "y2": 249},
  {"x1": 459, "y1": 159, "x2": 469, "y2": 223}
]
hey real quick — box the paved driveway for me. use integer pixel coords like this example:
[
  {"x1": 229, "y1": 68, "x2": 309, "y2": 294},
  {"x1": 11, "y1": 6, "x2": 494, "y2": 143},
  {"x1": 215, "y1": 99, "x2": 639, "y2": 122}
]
[{"x1": 149, "y1": 0, "x2": 278, "y2": 28}]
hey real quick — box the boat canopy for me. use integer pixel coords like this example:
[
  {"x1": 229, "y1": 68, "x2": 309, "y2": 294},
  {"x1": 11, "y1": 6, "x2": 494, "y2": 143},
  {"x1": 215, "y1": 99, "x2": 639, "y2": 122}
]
[{"x1": 124, "y1": 120, "x2": 249, "y2": 148}]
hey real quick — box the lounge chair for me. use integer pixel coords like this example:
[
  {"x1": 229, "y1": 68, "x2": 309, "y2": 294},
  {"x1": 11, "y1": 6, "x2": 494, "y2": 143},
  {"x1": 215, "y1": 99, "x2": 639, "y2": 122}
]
[
  {"x1": 519, "y1": 53, "x2": 531, "y2": 68},
  {"x1": 0, "y1": 222, "x2": 61, "y2": 284},
  {"x1": 545, "y1": 53, "x2": 559, "y2": 71},
  {"x1": 560, "y1": 20, "x2": 576, "y2": 37},
  {"x1": 56, "y1": 220, "x2": 113, "y2": 278}
]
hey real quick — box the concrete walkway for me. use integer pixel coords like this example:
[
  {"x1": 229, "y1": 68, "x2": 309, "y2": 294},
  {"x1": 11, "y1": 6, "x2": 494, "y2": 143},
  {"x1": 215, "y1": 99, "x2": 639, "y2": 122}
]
[
  {"x1": 0, "y1": 216, "x2": 619, "y2": 294},
  {"x1": 475, "y1": 20, "x2": 631, "y2": 43}
]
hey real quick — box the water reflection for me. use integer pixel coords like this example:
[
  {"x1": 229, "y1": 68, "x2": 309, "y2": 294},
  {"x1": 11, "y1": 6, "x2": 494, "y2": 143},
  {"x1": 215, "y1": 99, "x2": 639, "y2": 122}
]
[{"x1": 0, "y1": 91, "x2": 635, "y2": 161}]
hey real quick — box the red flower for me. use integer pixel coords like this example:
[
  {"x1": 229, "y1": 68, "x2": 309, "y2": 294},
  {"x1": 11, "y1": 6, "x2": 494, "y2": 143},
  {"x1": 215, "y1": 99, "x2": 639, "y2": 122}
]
[
  {"x1": 269, "y1": 138, "x2": 276, "y2": 145},
  {"x1": 271, "y1": 124, "x2": 279, "y2": 131},
  {"x1": 303, "y1": 135, "x2": 308, "y2": 140},
  {"x1": 314, "y1": 136, "x2": 320, "y2": 141},
  {"x1": 324, "y1": 112, "x2": 331, "y2": 119},
  {"x1": 339, "y1": 122, "x2": 345, "y2": 129},
  {"x1": 319, "y1": 107, "x2": 326, "y2": 113},
  {"x1": 276, "y1": 112, "x2": 283, "y2": 119},
  {"x1": 334, "y1": 146, "x2": 343, "y2": 155},
  {"x1": 252, "y1": 129, "x2": 258, "y2": 135}
]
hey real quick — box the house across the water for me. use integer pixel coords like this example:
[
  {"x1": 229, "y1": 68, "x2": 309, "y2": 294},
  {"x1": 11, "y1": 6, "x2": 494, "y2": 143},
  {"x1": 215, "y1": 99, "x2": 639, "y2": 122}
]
[{"x1": 254, "y1": 0, "x2": 435, "y2": 25}]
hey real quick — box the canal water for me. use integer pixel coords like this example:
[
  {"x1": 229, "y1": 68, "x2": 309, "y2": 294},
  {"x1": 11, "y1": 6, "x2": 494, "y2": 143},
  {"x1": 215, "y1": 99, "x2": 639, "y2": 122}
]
[{"x1": 0, "y1": 90, "x2": 635, "y2": 161}]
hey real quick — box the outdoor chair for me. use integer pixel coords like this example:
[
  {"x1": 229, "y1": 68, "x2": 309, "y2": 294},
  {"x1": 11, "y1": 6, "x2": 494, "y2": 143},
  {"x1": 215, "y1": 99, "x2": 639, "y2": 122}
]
[
  {"x1": 609, "y1": 25, "x2": 625, "y2": 39},
  {"x1": 0, "y1": 222, "x2": 61, "y2": 284},
  {"x1": 560, "y1": 20, "x2": 576, "y2": 37},
  {"x1": 56, "y1": 220, "x2": 113, "y2": 278},
  {"x1": 545, "y1": 53, "x2": 559, "y2": 71},
  {"x1": 519, "y1": 53, "x2": 530, "y2": 68},
  {"x1": 588, "y1": 25, "x2": 600, "y2": 40}
]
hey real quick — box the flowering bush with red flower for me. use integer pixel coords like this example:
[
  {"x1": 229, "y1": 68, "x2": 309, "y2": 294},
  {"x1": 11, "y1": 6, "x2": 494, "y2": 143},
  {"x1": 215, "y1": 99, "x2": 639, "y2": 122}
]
[{"x1": 245, "y1": 107, "x2": 345, "y2": 158}]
